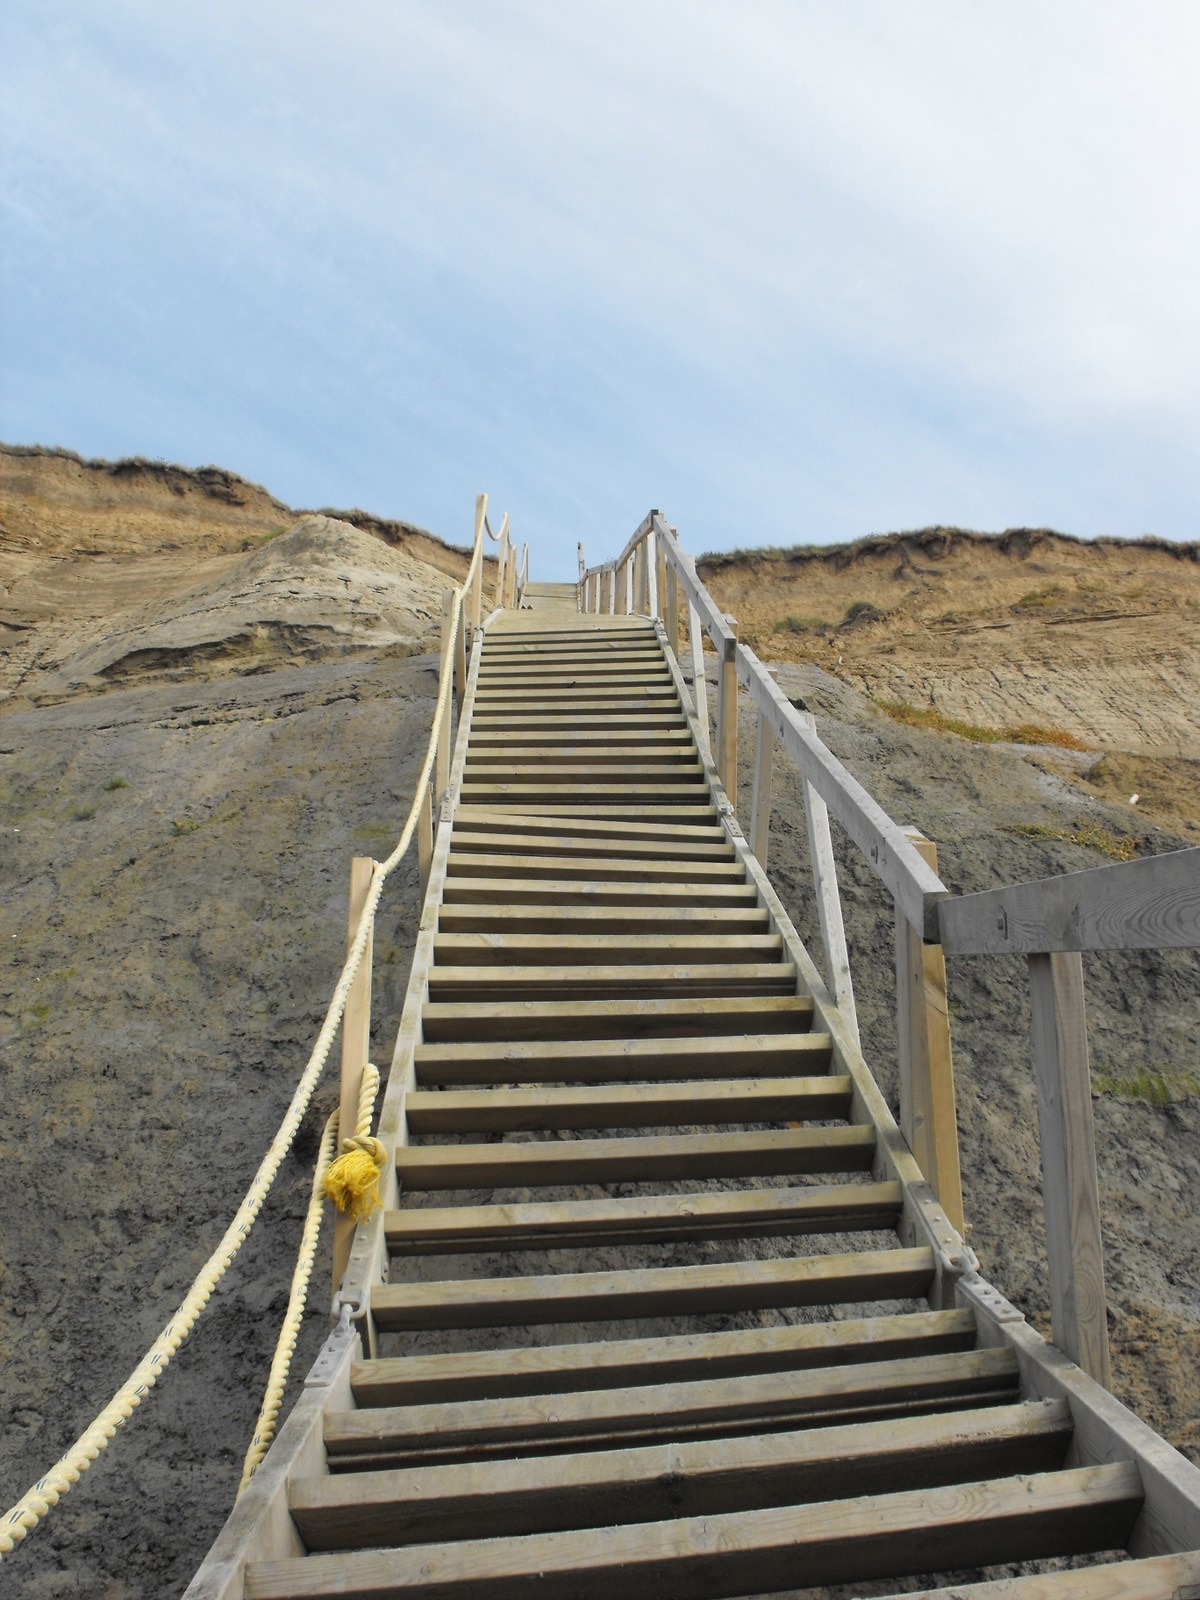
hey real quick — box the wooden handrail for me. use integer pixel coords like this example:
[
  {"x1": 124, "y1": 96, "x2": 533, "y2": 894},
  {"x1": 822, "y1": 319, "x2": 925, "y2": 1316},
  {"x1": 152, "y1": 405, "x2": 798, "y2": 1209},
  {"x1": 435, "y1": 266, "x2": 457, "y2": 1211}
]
[{"x1": 938, "y1": 846, "x2": 1200, "y2": 955}]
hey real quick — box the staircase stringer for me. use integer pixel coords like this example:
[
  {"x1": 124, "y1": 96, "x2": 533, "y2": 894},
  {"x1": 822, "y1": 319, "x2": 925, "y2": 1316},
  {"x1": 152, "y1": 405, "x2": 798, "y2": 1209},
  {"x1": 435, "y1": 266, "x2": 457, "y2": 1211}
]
[
  {"x1": 960, "y1": 1273, "x2": 1200, "y2": 1555},
  {"x1": 654, "y1": 616, "x2": 972, "y2": 1309}
]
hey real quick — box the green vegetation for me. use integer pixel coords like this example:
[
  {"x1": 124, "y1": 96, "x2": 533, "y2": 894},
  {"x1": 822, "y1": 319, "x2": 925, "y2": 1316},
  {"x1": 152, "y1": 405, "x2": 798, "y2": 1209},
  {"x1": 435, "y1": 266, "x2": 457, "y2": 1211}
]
[
  {"x1": 1092, "y1": 1064, "x2": 1200, "y2": 1107},
  {"x1": 239, "y1": 525, "x2": 290, "y2": 551},
  {"x1": 772, "y1": 614, "x2": 829, "y2": 634},
  {"x1": 171, "y1": 814, "x2": 203, "y2": 835},
  {"x1": 1014, "y1": 582, "x2": 1067, "y2": 609},
  {"x1": 104, "y1": 776, "x2": 129, "y2": 791},
  {"x1": 69, "y1": 804, "x2": 97, "y2": 821},
  {"x1": 1005, "y1": 821, "x2": 1139, "y2": 861},
  {"x1": 875, "y1": 699, "x2": 1089, "y2": 752}
]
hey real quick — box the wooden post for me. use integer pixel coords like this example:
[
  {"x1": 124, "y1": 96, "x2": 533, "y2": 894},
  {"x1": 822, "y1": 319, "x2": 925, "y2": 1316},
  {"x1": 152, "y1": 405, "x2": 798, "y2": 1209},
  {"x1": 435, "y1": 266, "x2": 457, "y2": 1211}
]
[
  {"x1": 750, "y1": 706, "x2": 774, "y2": 865},
  {"x1": 496, "y1": 528, "x2": 510, "y2": 609},
  {"x1": 435, "y1": 590, "x2": 455, "y2": 808},
  {"x1": 895, "y1": 828, "x2": 963, "y2": 1236},
  {"x1": 625, "y1": 556, "x2": 634, "y2": 615},
  {"x1": 1028, "y1": 949, "x2": 1111, "y2": 1387},
  {"x1": 687, "y1": 600, "x2": 711, "y2": 762},
  {"x1": 417, "y1": 779, "x2": 433, "y2": 897},
  {"x1": 794, "y1": 710, "x2": 859, "y2": 1047},
  {"x1": 577, "y1": 542, "x2": 586, "y2": 610},
  {"x1": 454, "y1": 590, "x2": 467, "y2": 704},
  {"x1": 715, "y1": 620, "x2": 738, "y2": 805},
  {"x1": 607, "y1": 566, "x2": 616, "y2": 615},
  {"x1": 655, "y1": 539, "x2": 667, "y2": 624},
  {"x1": 646, "y1": 530, "x2": 659, "y2": 619},
  {"x1": 470, "y1": 494, "x2": 485, "y2": 632},
  {"x1": 666, "y1": 566, "x2": 680, "y2": 656},
  {"x1": 333, "y1": 856, "x2": 374, "y2": 1291}
]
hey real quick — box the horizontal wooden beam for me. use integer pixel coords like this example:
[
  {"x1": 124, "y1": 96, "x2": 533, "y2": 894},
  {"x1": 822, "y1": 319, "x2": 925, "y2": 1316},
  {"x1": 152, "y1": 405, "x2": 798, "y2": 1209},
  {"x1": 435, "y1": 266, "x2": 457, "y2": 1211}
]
[{"x1": 938, "y1": 845, "x2": 1200, "y2": 955}]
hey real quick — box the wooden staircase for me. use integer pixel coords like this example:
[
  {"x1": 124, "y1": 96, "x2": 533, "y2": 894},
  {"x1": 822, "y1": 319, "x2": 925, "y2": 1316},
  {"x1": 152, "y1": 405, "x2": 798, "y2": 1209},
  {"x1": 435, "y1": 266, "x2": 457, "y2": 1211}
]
[{"x1": 191, "y1": 583, "x2": 1200, "y2": 1600}]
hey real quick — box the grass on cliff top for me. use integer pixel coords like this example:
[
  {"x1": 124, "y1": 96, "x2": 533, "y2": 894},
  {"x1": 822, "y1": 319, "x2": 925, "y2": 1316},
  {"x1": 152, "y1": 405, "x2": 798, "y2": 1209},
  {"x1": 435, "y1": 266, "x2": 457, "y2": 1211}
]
[{"x1": 876, "y1": 698, "x2": 1090, "y2": 752}]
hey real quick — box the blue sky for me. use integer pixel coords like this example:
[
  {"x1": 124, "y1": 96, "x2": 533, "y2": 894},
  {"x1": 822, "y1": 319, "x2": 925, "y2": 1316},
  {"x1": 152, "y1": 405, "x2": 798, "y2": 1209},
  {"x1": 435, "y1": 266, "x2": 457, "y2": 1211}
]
[{"x1": 2, "y1": 2, "x2": 1198, "y2": 577}]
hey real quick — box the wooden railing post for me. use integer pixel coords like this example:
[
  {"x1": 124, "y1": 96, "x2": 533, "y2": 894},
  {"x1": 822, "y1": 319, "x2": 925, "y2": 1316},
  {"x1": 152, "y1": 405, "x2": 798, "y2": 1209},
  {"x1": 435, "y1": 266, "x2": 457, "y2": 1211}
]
[
  {"x1": 625, "y1": 553, "x2": 635, "y2": 614},
  {"x1": 1028, "y1": 949, "x2": 1111, "y2": 1387},
  {"x1": 666, "y1": 564, "x2": 680, "y2": 655},
  {"x1": 715, "y1": 619, "x2": 738, "y2": 805},
  {"x1": 435, "y1": 590, "x2": 455, "y2": 808},
  {"x1": 607, "y1": 566, "x2": 616, "y2": 615},
  {"x1": 750, "y1": 704, "x2": 774, "y2": 866},
  {"x1": 686, "y1": 600, "x2": 711, "y2": 762},
  {"x1": 495, "y1": 528, "x2": 509, "y2": 609},
  {"x1": 333, "y1": 856, "x2": 374, "y2": 1291},
  {"x1": 655, "y1": 539, "x2": 667, "y2": 624},
  {"x1": 470, "y1": 494, "x2": 485, "y2": 632},
  {"x1": 645, "y1": 529, "x2": 659, "y2": 618},
  {"x1": 895, "y1": 829, "x2": 963, "y2": 1235}
]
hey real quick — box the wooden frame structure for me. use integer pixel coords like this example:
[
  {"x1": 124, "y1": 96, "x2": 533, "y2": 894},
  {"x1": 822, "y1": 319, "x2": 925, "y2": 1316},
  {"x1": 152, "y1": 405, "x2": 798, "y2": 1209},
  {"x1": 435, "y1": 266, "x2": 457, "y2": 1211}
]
[{"x1": 182, "y1": 507, "x2": 1200, "y2": 1600}]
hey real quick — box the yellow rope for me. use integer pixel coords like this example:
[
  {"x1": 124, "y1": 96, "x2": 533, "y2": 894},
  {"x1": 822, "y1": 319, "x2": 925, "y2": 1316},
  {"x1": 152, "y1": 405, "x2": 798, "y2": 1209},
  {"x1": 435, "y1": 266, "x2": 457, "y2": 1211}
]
[
  {"x1": 0, "y1": 579, "x2": 470, "y2": 1560},
  {"x1": 239, "y1": 1061, "x2": 384, "y2": 1492}
]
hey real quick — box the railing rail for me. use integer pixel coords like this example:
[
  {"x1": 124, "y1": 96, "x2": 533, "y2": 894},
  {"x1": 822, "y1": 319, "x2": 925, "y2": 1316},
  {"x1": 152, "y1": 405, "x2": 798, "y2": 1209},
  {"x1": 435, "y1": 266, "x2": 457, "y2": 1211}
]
[{"x1": 581, "y1": 507, "x2": 1197, "y2": 1390}]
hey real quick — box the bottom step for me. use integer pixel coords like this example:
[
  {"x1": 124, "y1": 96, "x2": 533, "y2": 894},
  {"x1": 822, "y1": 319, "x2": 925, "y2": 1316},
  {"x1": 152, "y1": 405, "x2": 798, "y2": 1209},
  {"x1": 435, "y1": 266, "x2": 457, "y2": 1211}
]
[{"x1": 247, "y1": 1462, "x2": 1141, "y2": 1599}]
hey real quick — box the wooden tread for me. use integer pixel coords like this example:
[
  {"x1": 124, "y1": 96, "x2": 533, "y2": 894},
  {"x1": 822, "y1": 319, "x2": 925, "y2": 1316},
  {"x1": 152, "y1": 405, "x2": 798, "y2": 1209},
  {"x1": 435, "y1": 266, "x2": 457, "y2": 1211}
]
[
  {"x1": 368, "y1": 1246, "x2": 929, "y2": 1329},
  {"x1": 413, "y1": 1032, "x2": 833, "y2": 1085},
  {"x1": 292, "y1": 1399, "x2": 1072, "y2": 1550},
  {"x1": 396, "y1": 1125, "x2": 875, "y2": 1187},
  {"x1": 385, "y1": 1179, "x2": 898, "y2": 1253},
  {"x1": 431, "y1": 932, "x2": 780, "y2": 965},
  {"x1": 419, "y1": 994, "x2": 814, "y2": 1041},
  {"x1": 403, "y1": 1076, "x2": 849, "y2": 1132},
  {"x1": 424, "y1": 964, "x2": 797, "y2": 1001},
  {"x1": 443, "y1": 851, "x2": 740, "y2": 881},
  {"x1": 436, "y1": 903, "x2": 770, "y2": 934},
  {"x1": 246, "y1": 1462, "x2": 1142, "y2": 1599},
  {"x1": 350, "y1": 1308, "x2": 980, "y2": 1405}
]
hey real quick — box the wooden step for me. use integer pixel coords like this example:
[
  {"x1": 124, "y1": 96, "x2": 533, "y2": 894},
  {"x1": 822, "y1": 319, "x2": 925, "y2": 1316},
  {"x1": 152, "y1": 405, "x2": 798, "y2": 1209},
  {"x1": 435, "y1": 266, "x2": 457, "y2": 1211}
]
[
  {"x1": 413, "y1": 1033, "x2": 832, "y2": 1085},
  {"x1": 432, "y1": 933, "x2": 779, "y2": 965},
  {"x1": 396, "y1": 1125, "x2": 874, "y2": 1189},
  {"x1": 452, "y1": 804, "x2": 720, "y2": 823},
  {"x1": 459, "y1": 764, "x2": 706, "y2": 785},
  {"x1": 351, "y1": 1308, "x2": 979, "y2": 1404},
  {"x1": 403, "y1": 1075, "x2": 850, "y2": 1132},
  {"x1": 465, "y1": 744, "x2": 700, "y2": 766},
  {"x1": 436, "y1": 904, "x2": 771, "y2": 936},
  {"x1": 386, "y1": 1178, "x2": 897, "y2": 1253},
  {"x1": 425, "y1": 966, "x2": 795, "y2": 1002},
  {"x1": 449, "y1": 808, "x2": 725, "y2": 843},
  {"x1": 466, "y1": 728, "x2": 695, "y2": 747},
  {"x1": 443, "y1": 851, "x2": 740, "y2": 881},
  {"x1": 245, "y1": 1462, "x2": 1142, "y2": 1600},
  {"x1": 472, "y1": 684, "x2": 679, "y2": 702},
  {"x1": 457, "y1": 785, "x2": 714, "y2": 808},
  {"x1": 439, "y1": 878, "x2": 757, "y2": 908},
  {"x1": 420, "y1": 994, "x2": 812, "y2": 1042},
  {"x1": 466, "y1": 714, "x2": 689, "y2": 732},
  {"x1": 323, "y1": 1346, "x2": 1018, "y2": 1465},
  {"x1": 293, "y1": 1399, "x2": 1071, "y2": 1550}
]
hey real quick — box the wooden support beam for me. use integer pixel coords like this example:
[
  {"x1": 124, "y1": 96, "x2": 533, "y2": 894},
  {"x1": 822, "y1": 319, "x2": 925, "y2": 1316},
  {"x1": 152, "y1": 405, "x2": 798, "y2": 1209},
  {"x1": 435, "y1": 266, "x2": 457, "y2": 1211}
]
[
  {"x1": 435, "y1": 589, "x2": 455, "y2": 809},
  {"x1": 1028, "y1": 949, "x2": 1111, "y2": 1388},
  {"x1": 716, "y1": 622, "x2": 738, "y2": 804},
  {"x1": 750, "y1": 706, "x2": 774, "y2": 865},
  {"x1": 687, "y1": 599, "x2": 711, "y2": 762},
  {"x1": 417, "y1": 781, "x2": 434, "y2": 899},
  {"x1": 895, "y1": 829, "x2": 963, "y2": 1235},
  {"x1": 332, "y1": 856, "x2": 374, "y2": 1292},
  {"x1": 797, "y1": 712, "x2": 858, "y2": 1045}
]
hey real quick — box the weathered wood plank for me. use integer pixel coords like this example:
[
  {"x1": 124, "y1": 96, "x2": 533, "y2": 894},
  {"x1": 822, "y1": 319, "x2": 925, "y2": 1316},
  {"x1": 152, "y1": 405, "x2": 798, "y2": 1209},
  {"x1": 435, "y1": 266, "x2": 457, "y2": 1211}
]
[
  {"x1": 424, "y1": 963, "x2": 796, "y2": 1001},
  {"x1": 394, "y1": 1125, "x2": 875, "y2": 1188},
  {"x1": 352, "y1": 1308, "x2": 977, "y2": 1405},
  {"x1": 449, "y1": 807, "x2": 723, "y2": 842},
  {"x1": 385, "y1": 1179, "x2": 897, "y2": 1253},
  {"x1": 324, "y1": 1347, "x2": 1018, "y2": 1464},
  {"x1": 292, "y1": 1400, "x2": 1071, "y2": 1550},
  {"x1": 420, "y1": 993, "x2": 814, "y2": 1041},
  {"x1": 443, "y1": 851, "x2": 742, "y2": 882},
  {"x1": 403, "y1": 1074, "x2": 849, "y2": 1131},
  {"x1": 1029, "y1": 949, "x2": 1111, "y2": 1388},
  {"x1": 247, "y1": 1464, "x2": 1142, "y2": 1599},
  {"x1": 938, "y1": 845, "x2": 1200, "y2": 955},
  {"x1": 366, "y1": 1246, "x2": 934, "y2": 1333},
  {"x1": 413, "y1": 1031, "x2": 831, "y2": 1084},
  {"x1": 457, "y1": 785, "x2": 714, "y2": 807},
  {"x1": 439, "y1": 877, "x2": 758, "y2": 908},
  {"x1": 432, "y1": 932, "x2": 780, "y2": 965},
  {"x1": 447, "y1": 834, "x2": 733, "y2": 864}
]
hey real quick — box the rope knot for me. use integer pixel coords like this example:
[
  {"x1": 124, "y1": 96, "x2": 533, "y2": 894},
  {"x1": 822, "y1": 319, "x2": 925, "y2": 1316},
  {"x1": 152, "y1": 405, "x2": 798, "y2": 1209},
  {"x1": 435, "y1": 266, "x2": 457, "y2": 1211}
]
[{"x1": 323, "y1": 1135, "x2": 386, "y2": 1223}]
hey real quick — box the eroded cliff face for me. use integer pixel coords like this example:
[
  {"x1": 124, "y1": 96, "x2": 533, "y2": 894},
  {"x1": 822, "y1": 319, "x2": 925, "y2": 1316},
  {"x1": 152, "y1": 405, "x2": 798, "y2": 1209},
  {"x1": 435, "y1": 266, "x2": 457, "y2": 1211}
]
[
  {"x1": 1, "y1": 451, "x2": 1197, "y2": 1598},
  {"x1": 700, "y1": 527, "x2": 1200, "y2": 832}
]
